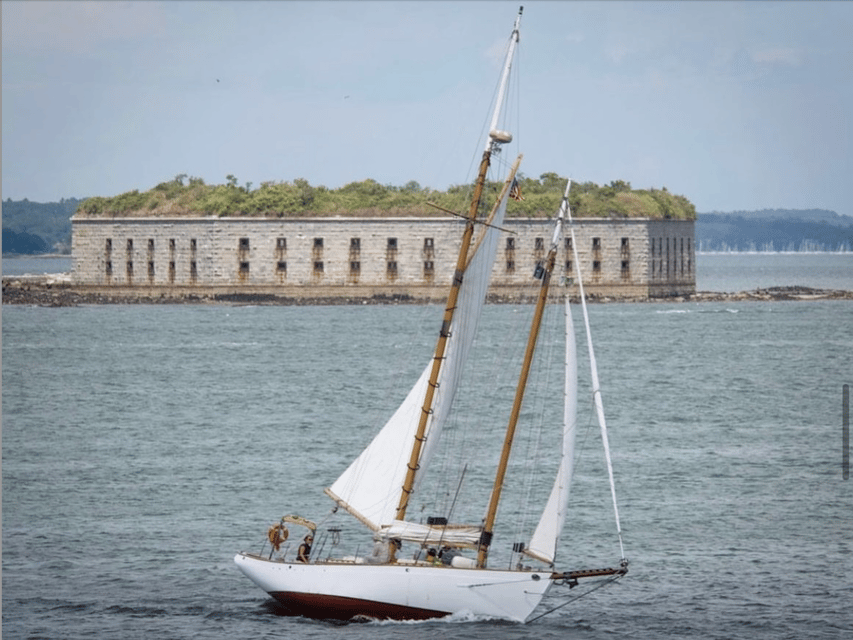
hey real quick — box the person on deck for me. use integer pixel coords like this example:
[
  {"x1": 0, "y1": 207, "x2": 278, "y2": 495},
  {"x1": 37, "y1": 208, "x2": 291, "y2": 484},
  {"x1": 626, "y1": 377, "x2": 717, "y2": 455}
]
[
  {"x1": 297, "y1": 534, "x2": 313, "y2": 562},
  {"x1": 365, "y1": 537, "x2": 401, "y2": 564}
]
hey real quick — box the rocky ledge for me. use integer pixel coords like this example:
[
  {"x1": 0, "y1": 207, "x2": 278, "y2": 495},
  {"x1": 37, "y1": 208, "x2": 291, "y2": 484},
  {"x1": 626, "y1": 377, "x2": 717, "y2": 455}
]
[{"x1": 3, "y1": 276, "x2": 852, "y2": 307}]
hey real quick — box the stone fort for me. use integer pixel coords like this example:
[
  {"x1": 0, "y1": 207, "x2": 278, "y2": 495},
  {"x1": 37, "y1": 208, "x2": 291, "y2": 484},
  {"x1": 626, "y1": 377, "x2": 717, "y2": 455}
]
[{"x1": 71, "y1": 216, "x2": 695, "y2": 301}]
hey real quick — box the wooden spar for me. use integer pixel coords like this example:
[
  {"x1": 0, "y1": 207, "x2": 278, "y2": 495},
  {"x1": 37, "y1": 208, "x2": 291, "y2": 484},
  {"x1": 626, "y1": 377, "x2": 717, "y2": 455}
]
[
  {"x1": 551, "y1": 563, "x2": 629, "y2": 582},
  {"x1": 477, "y1": 186, "x2": 567, "y2": 569},
  {"x1": 395, "y1": 6, "x2": 523, "y2": 521}
]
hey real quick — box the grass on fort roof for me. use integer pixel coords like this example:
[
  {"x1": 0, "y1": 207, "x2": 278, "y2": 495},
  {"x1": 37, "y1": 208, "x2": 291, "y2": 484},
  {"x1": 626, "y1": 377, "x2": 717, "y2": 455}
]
[{"x1": 75, "y1": 174, "x2": 696, "y2": 221}]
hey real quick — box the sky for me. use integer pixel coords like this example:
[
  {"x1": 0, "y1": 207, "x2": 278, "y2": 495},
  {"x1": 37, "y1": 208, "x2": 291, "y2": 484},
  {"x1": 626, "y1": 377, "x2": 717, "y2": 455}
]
[{"x1": 2, "y1": 0, "x2": 851, "y2": 215}]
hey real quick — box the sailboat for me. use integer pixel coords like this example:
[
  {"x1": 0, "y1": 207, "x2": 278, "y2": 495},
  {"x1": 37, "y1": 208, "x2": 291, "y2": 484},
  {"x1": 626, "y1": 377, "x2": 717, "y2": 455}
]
[{"x1": 235, "y1": 7, "x2": 627, "y2": 623}]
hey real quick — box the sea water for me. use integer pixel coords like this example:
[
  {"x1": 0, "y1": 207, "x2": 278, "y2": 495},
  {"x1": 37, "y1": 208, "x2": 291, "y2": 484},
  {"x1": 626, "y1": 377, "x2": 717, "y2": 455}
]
[{"x1": 3, "y1": 264, "x2": 852, "y2": 639}]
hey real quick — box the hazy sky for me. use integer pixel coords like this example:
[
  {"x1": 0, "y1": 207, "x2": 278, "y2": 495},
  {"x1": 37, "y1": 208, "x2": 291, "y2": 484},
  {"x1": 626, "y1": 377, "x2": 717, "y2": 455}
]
[{"x1": 3, "y1": 0, "x2": 851, "y2": 215}]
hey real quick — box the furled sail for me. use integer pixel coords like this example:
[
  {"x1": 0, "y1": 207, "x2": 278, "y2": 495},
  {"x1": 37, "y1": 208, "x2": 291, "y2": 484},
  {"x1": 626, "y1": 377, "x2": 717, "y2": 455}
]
[
  {"x1": 326, "y1": 173, "x2": 515, "y2": 530},
  {"x1": 380, "y1": 520, "x2": 483, "y2": 548}
]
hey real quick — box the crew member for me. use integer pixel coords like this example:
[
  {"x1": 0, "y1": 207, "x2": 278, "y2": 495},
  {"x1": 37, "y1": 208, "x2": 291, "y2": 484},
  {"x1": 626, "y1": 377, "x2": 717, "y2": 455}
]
[{"x1": 297, "y1": 534, "x2": 313, "y2": 562}]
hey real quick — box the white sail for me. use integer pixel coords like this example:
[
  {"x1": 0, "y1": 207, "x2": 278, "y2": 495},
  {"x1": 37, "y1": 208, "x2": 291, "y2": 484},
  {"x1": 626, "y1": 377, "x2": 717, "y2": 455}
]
[
  {"x1": 326, "y1": 185, "x2": 512, "y2": 530},
  {"x1": 525, "y1": 298, "x2": 578, "y2": 564},
  {"x1": 525, "y1": 186, "x2": 577, "y2": 565}
]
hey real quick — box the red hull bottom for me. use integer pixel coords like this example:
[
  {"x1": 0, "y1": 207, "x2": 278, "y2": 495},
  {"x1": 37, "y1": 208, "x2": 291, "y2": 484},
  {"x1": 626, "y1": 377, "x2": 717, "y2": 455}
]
[{"x1": 270, "y1": 591, "x2": 449, "y2": 621}]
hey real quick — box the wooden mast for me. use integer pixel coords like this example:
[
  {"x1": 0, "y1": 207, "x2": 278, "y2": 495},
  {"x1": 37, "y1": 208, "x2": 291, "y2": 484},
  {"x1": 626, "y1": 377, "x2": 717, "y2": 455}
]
[
  {"x1": 396, "y1": 6, "x2": 523, "y2": 520},
  {"x1": 477, "y1": 182, "x2": 568, "y2": 568}
]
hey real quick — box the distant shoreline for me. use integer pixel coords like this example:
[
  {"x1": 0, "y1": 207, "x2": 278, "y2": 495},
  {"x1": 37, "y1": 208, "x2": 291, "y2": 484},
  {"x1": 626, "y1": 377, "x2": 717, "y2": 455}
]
[
  {"x1": 696, "y1": 250, "x2": 852, "y2": 256},
  {"x1": 2, "y1": 253, "x2": 72, "y2": 259}
]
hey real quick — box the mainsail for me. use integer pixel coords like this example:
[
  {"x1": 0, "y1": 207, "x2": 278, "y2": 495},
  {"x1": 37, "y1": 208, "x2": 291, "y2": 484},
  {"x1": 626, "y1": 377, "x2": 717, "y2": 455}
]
[{"x1": 326, "y1": 161, "x2": 521, "y2": 532}]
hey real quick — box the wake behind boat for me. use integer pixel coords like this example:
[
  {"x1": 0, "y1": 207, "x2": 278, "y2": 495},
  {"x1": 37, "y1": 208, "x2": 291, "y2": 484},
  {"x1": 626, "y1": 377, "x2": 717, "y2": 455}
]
[{"x1": 235, "y1": 6, "x2": 627, "y2": 622}]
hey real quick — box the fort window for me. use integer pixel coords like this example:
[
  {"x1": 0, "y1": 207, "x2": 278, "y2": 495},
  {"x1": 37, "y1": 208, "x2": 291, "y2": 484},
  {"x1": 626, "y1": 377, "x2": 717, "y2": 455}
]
[
  {"x1": 314, "y1": 237, "x2": 324, "y2": 249},
  {"x1": 277, "y1": 237, "x2": 287, "y2": 250},
  {"x1": 148, "y1": 261, "x2": 155, "y2": 277},
  {"x1": 190, "y1": 261, "x2": 198, "y2": 277},
  {"x1": 592, "y1": 260, "x2": 601, "y2": 273},
  {"x1": 506, "y1": 260, "x2": 515, "y2": 273},
  {"x1": 148, "y1": 238, "x2": 155, "y2": 252},
  {"x1": 387, "y1": 237, "x2": 398, "y2": 250},
  {"x1": 592, "y1": 237, "x2": 601, "y2": 250},
  {"x1": 534, "y1": 237, "x2": 545, "y2": 251},
  {"x1": 564, "y1": 237, "x2": 572, "y2": 250},
  {"x1": 621, "y1": 237, "x2": 630, "y2": 255},
  {"x1": 621, "y1": 260, "x2": 630, "y2": 278},
  {"x1": 350, "y1": 261, "x2": 361, "y2": 273},
  {"x1": 190, "y1": 238, "x2": 197, "y2": 252},
  {"x1": 565, "y1": 260, "x2": 572, "y2": 274},
  {"x1": 169, "y1": 238, "x2": 176, "y2": 251},
  {"x1": 239, "y1": 261, "x2": 250, "y2": 275},
  {"x1": 169, "y1": 261, "x2": 176, "y2": 282},
  {"x1": 387, "y1": 261, "x2": 398, "y2": 275},
  {"x1": 506, "y1": 237, "x2": 515, "y2": 250},
  {"x1": 424, "y1": 260, "x2": 434, "y2": 274},
  {"x1": 126, "y1": 261, "x2": 133, "y2": 276},
  {"x1": 105, "y1": 261, "x2": 113, "y2": 276},
  {"x1": 350, "y1": 237, "x2": 360, "y2": 250},
  {"x1": 424, "y1": 237, "x2": 434, "y2": 248},
  {"x1": 126, "y1": 239, "x2": 133, "y2": 252},
  {"x1": 314, "y1": 261, "x2": 324, "y2": 273},
  {"x1": 105, "y1": 238, "x2": 112, "y2": 253},
  {"x1": 239, "y1": 237, "x2": 250, "y2": 251},
  {"x1": 277, "y1": 261, "x2": 287, "y2": 273}
]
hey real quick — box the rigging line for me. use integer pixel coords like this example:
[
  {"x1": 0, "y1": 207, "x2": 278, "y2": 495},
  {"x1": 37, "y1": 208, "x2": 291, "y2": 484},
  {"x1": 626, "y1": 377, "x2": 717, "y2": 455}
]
[
  {"x1": 566, "y1": 189, "x2": 626, "y2": 561},
  {"x1": 424, "y1": 202, "x2": 517, "y2": 234},
  {"x1": 526, "y1": 572, "x2": 626, "y2": 624},
  {"x1": 515, "y1": 302, "x2": 558, "y2": 541}
]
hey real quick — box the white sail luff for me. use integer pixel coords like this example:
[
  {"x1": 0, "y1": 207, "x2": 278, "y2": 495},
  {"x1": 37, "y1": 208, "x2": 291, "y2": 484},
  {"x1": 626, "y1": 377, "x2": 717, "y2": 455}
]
[{"x1": 526, "y1": 298, "x2": 577, "y2": 564}]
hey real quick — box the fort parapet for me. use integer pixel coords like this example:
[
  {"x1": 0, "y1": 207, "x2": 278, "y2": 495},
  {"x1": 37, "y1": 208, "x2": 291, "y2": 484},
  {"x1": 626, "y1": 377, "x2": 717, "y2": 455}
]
[{"x1": 71, "y1": 216, "x2": 695, "y2": 301}]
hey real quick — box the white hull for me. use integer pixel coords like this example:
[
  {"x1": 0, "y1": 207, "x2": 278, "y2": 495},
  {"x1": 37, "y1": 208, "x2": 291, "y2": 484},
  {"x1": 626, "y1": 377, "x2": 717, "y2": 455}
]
[{"x1": 234, "y1": 552, "x2": 553, "y2": 622}]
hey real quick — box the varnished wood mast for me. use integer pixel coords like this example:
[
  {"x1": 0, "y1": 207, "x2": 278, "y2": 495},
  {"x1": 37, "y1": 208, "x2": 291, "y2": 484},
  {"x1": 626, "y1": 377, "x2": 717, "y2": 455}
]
[{"x1": 395, "y1": 6, "x2": 524, "y2": 521}]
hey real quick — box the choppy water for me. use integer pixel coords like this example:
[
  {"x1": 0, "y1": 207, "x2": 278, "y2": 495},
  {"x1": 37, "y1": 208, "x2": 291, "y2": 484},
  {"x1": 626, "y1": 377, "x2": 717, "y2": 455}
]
[{"x1": 3, "y1": 296, "x2": 851, "y2": 639}]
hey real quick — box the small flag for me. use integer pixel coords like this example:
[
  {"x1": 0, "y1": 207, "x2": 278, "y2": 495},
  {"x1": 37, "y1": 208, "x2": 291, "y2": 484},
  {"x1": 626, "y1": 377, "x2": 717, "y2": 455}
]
[{"x1": 509, "y1": 178, "x2": 524, "y2": 201}]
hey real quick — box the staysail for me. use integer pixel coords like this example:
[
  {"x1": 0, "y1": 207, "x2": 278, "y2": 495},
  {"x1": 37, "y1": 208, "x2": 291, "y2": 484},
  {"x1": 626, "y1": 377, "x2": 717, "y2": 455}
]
[
  {"x1": 515, "y1": 182, "x2": 576, "y2": 565},
  {"x1": 527, "y1": 180, "x2": 625, "y2": 565},
  {"x1": 525, "y1": 296, "x2": 578, "y2": 564},
  {"x1": 326, "y1": 161, "x2": 521, "y2": 531}
]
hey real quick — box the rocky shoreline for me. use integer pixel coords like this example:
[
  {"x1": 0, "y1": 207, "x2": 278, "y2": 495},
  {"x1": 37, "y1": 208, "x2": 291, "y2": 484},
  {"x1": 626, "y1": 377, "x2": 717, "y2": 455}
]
[{"x1": 3, "y1": 274, "x2": 852, "y2": 307}]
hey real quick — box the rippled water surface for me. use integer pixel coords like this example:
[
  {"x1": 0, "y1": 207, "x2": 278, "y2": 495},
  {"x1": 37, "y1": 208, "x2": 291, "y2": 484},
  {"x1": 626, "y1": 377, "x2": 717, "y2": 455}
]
[{"x1": 3, "y1": 299, "x2": 852, "y2": 639}]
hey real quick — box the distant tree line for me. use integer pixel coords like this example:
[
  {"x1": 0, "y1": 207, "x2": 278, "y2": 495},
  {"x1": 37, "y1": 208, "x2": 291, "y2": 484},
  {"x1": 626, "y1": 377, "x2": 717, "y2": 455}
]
[
  {"x1": 2, "y1": 197, "x2": 81, "y2": 255},
  {"x1": 75, "y1": 173, "x2": 696, "y2": 221},
  {"x1": 697, "y1": 212, "x2": 853, "y2": 252}
]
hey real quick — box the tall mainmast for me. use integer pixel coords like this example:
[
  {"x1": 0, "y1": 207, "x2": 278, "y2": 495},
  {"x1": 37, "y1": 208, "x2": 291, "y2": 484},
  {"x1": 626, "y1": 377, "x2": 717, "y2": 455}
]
[{"x1": 396, "y1": 6, "x2": 523, "y2": 520}]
